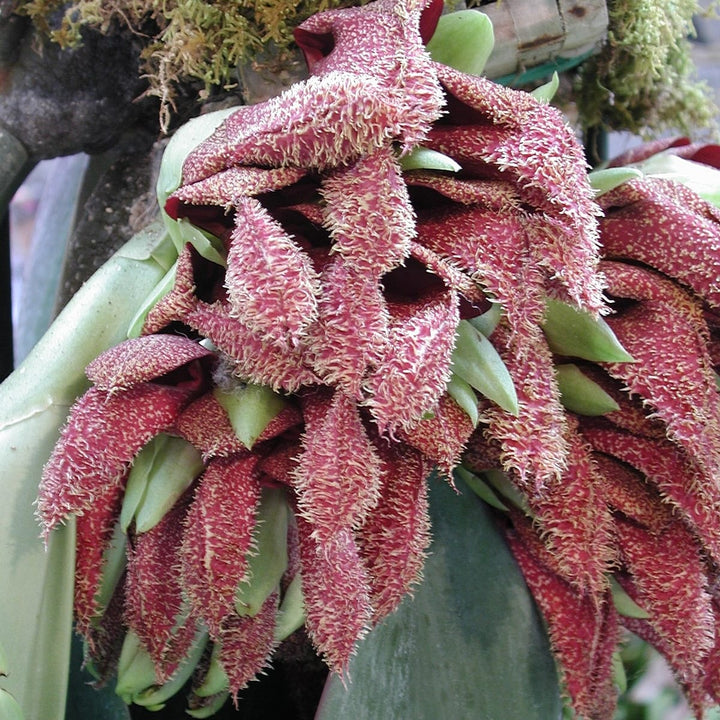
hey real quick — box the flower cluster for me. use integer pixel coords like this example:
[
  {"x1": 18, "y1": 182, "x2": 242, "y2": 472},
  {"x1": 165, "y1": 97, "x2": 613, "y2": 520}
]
[{"x1": 34, "y1": 0, "x2": 720, "y2": 716}]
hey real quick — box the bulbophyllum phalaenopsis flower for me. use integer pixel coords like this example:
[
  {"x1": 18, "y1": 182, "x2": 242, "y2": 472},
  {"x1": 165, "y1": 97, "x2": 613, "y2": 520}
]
[
  {"x1": 475, "y1": 139, "x2": 720, "y2": 719},
  {"x1": 39, "y1": 0, "x2": 720, "y2": 716}
]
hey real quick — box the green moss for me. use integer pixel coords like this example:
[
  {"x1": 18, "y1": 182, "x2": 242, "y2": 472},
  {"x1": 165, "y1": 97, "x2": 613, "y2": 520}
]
[
  {"x1": 576, "y1": 0, "x2": 719, "y2": 137},
  {"x1": 16, "y1": 0, "x2": 348, "y2": 128}
]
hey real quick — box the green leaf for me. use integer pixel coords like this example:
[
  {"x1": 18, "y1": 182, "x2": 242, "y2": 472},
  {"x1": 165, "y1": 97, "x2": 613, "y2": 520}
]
[
  {"x1": 543, "y1": 298, "x2": 635, "y2": 363},
  {"x1": 451, "y1": 320, "x2": 519, "y2": 414},
  {"x1": 399, "y1": 146, "x2": 461, "y2": 173},
  {"x1": 0, "y1": 225, "x2": 172, "y2": 719},
  {"x1": 426, "y1": 10, "x2": 495, "y2": 76},
  {"x1": 555, "y1": 363, "x2": 620, "y2": 416},
  {"x1": 214, "y1": 383, "x2": 288, "y2": 450},
  {"x1": 531, "y1": 72, "x2": 559, "y2": 103},
  {"x1": 587, "y1": 167, "x2": 643, "y2": 197},
  {"x1": 316, "y1": 474, "x2": 561, "y2": 719},
  {"x1": 445, "y1": 374, "x2": 479, "y2": 426}
]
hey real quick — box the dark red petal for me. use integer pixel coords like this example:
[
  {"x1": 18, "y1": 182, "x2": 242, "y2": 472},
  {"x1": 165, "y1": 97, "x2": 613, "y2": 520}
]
[
  {"x1": 320, "y1": 145, "x2": 413, "y2": 275},
  {"x1": 174, "y1": 392, "x2": 248, "y2": 460},
  {"x1": 297, "y1": 517, "x2": 372, "y2": 675},
  {"x1": 358, "y1": 441, "x2": 432, "y2": 622},
  {"x1": 399, "y1": 392, "x2": 474, "y2": 477},
  {"x1": 86, "y1": 335, "x2": 212, "y2": 391},
  {"x1": 507, "y1": 517, "x2": 619, "y2": 719},
  {"x1": 218, "y1": 592, "x2": 279, "y2": 700},
  {"x1": 483, "y1": 323, "x2": 568, "y2": 491},
  {"x1": 583, "y1": 427, "x2": 720, "y2": 567},
  {"x1": 616, "y1": 519, "x2": 715, "y2": 692},
  {"x1": 293, "y1": 390, "x2": 383, "y2": 542},
  {"x1": 305, "y1": 256, "x2": 389, "y2": 399},
  {"x1": 38, "y1": 384, "x2": 191, "y2": 534},
  {"x1": 225, "y1": 196, "x2": 319, "y2": 348},
  {"x1": 125, "y1": 491, "x2": 197, "y2": 680},
  {"x1": 601, "y1": 262, "x2": 720, "y2": 484},
  {"x1": 186, "y1": 302, "x2": 321, "y2": 392},
  {"x1": 181, "y1": 455, "x2": 261, "y2": 637},
  {"x1": 528, "y1": 425, "x2": 616, "y2": 596},
  {"x1": 366, "y1": 289, "x2": 459, "y2": 435},
  {"x1": 74, "y1": 478, "x2": 126, "y2": 638}
]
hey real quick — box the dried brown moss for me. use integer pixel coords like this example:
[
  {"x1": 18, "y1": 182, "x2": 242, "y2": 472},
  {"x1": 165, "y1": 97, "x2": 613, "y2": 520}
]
[
  {"x1": 16, "y1": 0, "x2": 349, "y2": 128},
  {"x1": 576, "y1": 0, "x2": 719, "y2": 137}
]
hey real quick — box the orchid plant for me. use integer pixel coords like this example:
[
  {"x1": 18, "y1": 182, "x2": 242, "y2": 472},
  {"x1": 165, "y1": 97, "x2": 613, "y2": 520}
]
[{"x1": 3, "y1": 0, "x2": 720, "y2": 718}]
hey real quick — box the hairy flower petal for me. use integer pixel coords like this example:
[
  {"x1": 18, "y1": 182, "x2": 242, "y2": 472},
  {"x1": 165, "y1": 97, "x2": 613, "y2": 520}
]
[
  {"x1": 599, "y1": 177, "x2": 720, "y2": 308},
  {"x1": 297, "y1": 518, "x2": 372, "y2": 675},
  {"x1": 483, "y1": 323, "x2": 568, "y2": 490},
  {"x1": 321, "y1": 145, "x2": 414, "y2": 275},
  {"x1": 174, "y1": 393, "x2": 247, "y2": 460},
  {"x1": 399, "y1": 392, "x2": 474, "y2": 477},
  {"x1": 126, "y1": 492, "x2": 197, "y2": 680},
  {"x1": 358, "y1": 441, "x2": 432, "y2": 622},
  {"x1": 293, "y1": 390, "x2": 383, "y2": 541},
  {"x1": 416, "y1": 205, "x2": 546, "y2": 341},
  {"x1": 583, "y1": 426, "x2": 720, "y2": 566},
  {"x1": 507, "y1": 516, "x2": 619, "y2": 719},
  {"x1": 528, "y1": 425, "x2": 616, "y2": 596},
  {"x1": 186, "y1": 302, "x2": 320, "y2": 392},
  {"x1": 226, "y1": 196, "x2": 319, "y2": 348},
  {"x1": 305, "y1": 256, "x2": 389, "y2": 399},
  {"x1": 74, "y1": 478, "x2": 126, "y2": 639},
  {"x1": 616, "y1": 518, "x2": 715, "y2": 689},
  {"x1": 218, "y1": 592, "x2": 279, "y2": 700},
  {"x1": 365, "y1": 289, "x2": 459, "y2": 435},
  {"x1": 601, "y1": 261, "x2": 720, "y2": 483},
  {"x1": 38, "y1": 384, "x2": 191, "y2": 534},
  {"x1": 181, "y1": 455, "x2": 261, "y2": 637},
  {"x1": 427, "y1": 63, "x2": 604, "y2": 313},
  {"x1": 170, "y1": 166, "x2": 307, "y2": 212},
  {"x1": 86, "y1": 335, "x2": 212, "y2": 392}
]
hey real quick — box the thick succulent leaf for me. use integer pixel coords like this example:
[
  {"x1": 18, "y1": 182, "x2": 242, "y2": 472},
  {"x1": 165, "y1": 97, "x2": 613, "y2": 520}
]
[
  {"x1": 0, "y1": 223, "x2": 173, "y2": 716},
  {"x1": 555, "y1": 363, "x2": 620, "y2": 416},
  {"x1": 451, "y1": 319, "x2": 518, "y2": 414},
  {"x1": 317, "y1": 474, "x2": 561, "y2": 720},
  {"x1": 542, "y1": 297, "x2": 633, "y2": 363}
]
